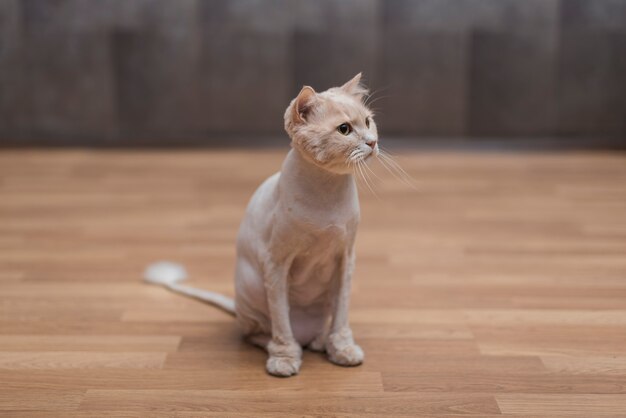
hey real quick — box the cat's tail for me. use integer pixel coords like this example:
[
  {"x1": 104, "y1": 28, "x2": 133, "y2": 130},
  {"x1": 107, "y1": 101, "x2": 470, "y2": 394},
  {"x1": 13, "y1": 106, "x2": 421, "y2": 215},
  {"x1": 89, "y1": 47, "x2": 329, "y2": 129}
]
[{"x1": 143, "y1": 261, "x2": 236, "y2": 316}]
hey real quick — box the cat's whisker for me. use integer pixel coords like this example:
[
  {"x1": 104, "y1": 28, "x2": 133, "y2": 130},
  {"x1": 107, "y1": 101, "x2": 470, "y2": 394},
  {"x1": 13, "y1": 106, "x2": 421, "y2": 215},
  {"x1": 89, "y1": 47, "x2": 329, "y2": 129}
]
[
  {"x1": 346, "y1": 160, "x2": 357, "y2": 184},
  {"x1": 346, "y1": 149, "x2": 362, "y2": 165},
  {"x1": 363, "y1": 85, "x2": 391, "y2": 108},
  {"x1": 357, "y1": 160, "x2": 379, "y2": 199},
  {"x1": 356, "y1": 160, "x2": 369, "y2": 192},
  {"x1": 362, "y1": 165, "x2": 381, "y2": 201},
  {"x1": 379, "y1": 147, "x2": 399, "y2": 159},
  {"x1": 376, "y1": 154, "x2": 407, "y2": 185},
  {"x1": 346, "y1": 148, "x2": 382, "y2": 198},
  {"x1": 363, "y1": 156, "x2": 383, "y2": 184},
  {"x1": 359, "y1": 159, "x2": 374, "y2": 186},
  {"x1": 346, "y1": 154, "x2": 366, "y2": 191},
  {"x1": 350, "y1": 160, "x2": 363, "y2": 188},
  {"x1": 376, "y1": 152, "x2": 411, "y2": 188},
  {"x1": 365, "y1": 94, "x2": 391, "y2": 109},
  {"x1": 378, "y1": 151, "x2": 418, "y2": 189},
  {"x1": 363, "y1": 89, "x2": 382, "y2": 107},
  {"x1": 379, "y1": 152, "x2": 414, "y2": 185},
  {"x1": 353, "y1": 158, "x2": 365, "y2": 185},
  {"x1": 354, "y1": 165, "x2": 367, "y2": 191},
  {"x1": 379, "y1": 155, "x2": 414, "y2": 189}
]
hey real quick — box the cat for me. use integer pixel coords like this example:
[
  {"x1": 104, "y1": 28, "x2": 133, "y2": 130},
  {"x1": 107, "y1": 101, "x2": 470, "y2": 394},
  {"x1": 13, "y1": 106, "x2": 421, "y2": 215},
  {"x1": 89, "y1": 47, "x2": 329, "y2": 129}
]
[{"x1": 145, "y1": 73, "x2": 378, "y2": 377}]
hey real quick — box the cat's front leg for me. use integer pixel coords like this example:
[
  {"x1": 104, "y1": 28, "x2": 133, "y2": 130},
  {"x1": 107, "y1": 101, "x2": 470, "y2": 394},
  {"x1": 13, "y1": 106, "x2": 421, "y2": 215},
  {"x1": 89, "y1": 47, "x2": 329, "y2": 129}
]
[
  {"x1": 264, "y1": 261, "x2": 302, "y2": 377},
  {"x1": 326, "y1": 249, "x2": 364, "y2": 366}
]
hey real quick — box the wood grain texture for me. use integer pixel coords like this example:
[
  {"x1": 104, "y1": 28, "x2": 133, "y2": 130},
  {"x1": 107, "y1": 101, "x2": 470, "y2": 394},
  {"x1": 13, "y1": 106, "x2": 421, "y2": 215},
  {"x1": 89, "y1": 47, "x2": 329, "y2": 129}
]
[{"x1": 0, "y1": 149, "x2": 625, "y2": 416}]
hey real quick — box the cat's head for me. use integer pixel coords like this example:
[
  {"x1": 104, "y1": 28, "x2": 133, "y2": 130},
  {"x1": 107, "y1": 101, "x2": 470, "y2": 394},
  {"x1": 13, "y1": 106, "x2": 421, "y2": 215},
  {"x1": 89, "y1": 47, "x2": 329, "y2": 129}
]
[{"x1": 284, "y1": 73, "x2": 378, "y2": 174}]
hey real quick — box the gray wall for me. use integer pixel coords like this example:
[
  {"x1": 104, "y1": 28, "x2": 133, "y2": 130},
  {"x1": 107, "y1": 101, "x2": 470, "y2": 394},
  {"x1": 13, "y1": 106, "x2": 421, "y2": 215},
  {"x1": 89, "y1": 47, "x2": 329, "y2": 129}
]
[{"x1": 1, "y1": 0, "x2": 625, "y2": 146}]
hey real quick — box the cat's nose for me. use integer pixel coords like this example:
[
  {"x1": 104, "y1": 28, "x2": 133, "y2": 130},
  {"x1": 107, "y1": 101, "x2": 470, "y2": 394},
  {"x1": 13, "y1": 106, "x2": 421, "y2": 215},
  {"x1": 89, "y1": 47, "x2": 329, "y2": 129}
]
[{"x1": 366, "y1": 139, "x2": 378, "y2": 149}]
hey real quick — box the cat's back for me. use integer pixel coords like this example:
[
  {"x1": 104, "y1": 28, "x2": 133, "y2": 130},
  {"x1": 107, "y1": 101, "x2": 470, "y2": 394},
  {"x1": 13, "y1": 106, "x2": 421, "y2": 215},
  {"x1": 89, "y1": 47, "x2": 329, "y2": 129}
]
[
  {"x1": 235, "y1": 171, "x2": 281, "y2": 256},
  {"x1": 248, "y1": 171, "x2": 281, "y2": 212},
  {"x1": 239, "y1": 171, "x2": 280, "y2": 231}
]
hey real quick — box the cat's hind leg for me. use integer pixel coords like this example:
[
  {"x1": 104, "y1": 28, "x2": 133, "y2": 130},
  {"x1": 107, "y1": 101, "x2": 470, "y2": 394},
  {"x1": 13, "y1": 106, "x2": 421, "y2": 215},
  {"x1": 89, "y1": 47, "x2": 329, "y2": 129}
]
[{"x1": 246, "y1": 333, "x2": 270, "y2": 349}]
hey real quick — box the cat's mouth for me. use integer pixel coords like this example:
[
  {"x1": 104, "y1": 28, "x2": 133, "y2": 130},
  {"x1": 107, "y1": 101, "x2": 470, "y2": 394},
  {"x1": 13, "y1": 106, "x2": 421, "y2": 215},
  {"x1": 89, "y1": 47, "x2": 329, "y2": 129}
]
[{"x1": 365, "y1": 148, "x2": 379, "y2": 160}]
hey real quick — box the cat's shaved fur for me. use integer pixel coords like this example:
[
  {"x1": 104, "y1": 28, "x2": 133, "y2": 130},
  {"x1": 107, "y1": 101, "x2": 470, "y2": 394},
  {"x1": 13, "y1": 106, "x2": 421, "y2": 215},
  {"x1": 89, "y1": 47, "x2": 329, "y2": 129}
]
[{"x1": 145, "y1": 73, "x2": 378, "y2": 377}]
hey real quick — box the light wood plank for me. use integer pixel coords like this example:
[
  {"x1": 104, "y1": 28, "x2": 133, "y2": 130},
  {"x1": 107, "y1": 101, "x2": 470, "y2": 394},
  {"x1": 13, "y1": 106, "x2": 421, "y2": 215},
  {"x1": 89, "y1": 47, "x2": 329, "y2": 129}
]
[
  {"x1": 0, "y1": 352, "x2": 166, "y2": 369},
  {"x1": 0, "y1": 369, "x2": 383, "y2": 392},
  {"x1": 79, "y1": 390, "x2": 500, "y2": 415},
  {"x1": 541, "y1": 355, "x2": 626, "y2": 375},
  {"x1": 0, "y1": 390, "x2": 83, "y2": 411},
  {"x1": 497, "y1": 394, "x2": 626, "y2": 415},
  {"x1": 0, "y1": 335, "x2": 181, "y2": 352}
]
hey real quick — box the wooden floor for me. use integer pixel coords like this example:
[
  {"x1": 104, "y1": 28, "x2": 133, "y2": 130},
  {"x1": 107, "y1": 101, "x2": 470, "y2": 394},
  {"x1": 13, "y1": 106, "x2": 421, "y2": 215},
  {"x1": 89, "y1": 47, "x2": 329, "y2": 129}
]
[{"x1": 1, "y1": 149, "x2": 626, "y2": 417}]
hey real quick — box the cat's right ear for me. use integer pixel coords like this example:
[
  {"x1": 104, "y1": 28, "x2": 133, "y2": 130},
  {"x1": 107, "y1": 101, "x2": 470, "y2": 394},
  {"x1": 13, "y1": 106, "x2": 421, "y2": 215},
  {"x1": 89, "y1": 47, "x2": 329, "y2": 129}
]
[{"x1": 292, "y1": 86, "x2": 316, "y2": 124}]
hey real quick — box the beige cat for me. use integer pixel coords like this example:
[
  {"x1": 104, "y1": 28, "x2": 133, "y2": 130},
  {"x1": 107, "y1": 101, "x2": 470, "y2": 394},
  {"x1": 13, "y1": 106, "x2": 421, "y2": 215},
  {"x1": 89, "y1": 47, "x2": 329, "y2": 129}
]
[{"x1": 145, "y1": 73, "x2": 378, "y2": 377}]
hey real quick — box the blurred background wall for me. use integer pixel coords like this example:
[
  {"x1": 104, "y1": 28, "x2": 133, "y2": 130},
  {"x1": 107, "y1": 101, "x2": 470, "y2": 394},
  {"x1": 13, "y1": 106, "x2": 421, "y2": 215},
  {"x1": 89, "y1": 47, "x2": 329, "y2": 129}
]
[{"x1": 1, "y1": 0, "x2": 625, "y2": 147}]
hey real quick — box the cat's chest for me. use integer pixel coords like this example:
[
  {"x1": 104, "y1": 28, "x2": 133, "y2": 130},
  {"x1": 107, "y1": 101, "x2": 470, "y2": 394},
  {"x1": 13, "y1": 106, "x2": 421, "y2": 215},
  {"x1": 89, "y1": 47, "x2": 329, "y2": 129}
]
[
  {"x1": 284, "y1": 194, "x2": 359, "y2": 234},
  {"x1": 288, "y1": 225, "x2": 346, "y2": 297},
  {"x1": 285, "y1": 211, "x2": 357, "y2": 253},
  {"x1": 281, "y1": 198, "x2": 357, "y2": 304},
  {"x1": 301, "y1": 224, "x2": 348, "y2": 254},
  {"x1": 275, "y1": 185, "x2": 358, "y2": 266}
]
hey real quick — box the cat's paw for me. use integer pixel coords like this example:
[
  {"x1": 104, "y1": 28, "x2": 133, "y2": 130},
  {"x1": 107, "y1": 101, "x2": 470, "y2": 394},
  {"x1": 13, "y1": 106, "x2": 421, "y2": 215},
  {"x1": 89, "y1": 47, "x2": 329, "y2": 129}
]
[
  {"x1": 328, "y1": 342, "x2": 364, "y2": 366},
  {"x1": 266, "y1": 355, "x2": 301, "y2": 377},
  {"x1": 326, "y1": 329, "x2": 364, "y2": 367},
  {"x1": 266, "y1": 340, "x2": 302, "y2": 377}
]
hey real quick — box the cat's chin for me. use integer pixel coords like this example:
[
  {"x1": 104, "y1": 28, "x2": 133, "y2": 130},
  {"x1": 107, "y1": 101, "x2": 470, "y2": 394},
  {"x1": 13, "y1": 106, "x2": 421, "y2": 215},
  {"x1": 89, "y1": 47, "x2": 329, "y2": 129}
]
[
  {"x1": 323, "y1": 164, "x2": 354, "y2": 176},
  {"x1": 335, "y1": 154, "x2": 377, "y2": 175},
  {"x1": 294, "y1": 149, "x2": 351, "y2": 176}
]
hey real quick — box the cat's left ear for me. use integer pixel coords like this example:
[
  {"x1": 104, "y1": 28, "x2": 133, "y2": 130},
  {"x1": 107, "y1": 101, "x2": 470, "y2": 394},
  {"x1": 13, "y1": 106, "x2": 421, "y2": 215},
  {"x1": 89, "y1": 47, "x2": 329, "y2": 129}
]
[
  {"x1": 340, "y1": 72, "x2": 369, "y2": 99},
  {"x1": 293, "y1": 86, "x2": 317, "y2": 123}
]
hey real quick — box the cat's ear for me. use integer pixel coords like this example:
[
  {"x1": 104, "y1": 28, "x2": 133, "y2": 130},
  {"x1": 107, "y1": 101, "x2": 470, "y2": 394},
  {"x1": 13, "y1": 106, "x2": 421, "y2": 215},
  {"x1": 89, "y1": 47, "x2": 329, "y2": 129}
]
[
  {"x1": 340, "y1": 72, "x2": 368, "y2": 99},
  {"x1": 293, "y1": 86, "x2": 317, "y2": 123}
]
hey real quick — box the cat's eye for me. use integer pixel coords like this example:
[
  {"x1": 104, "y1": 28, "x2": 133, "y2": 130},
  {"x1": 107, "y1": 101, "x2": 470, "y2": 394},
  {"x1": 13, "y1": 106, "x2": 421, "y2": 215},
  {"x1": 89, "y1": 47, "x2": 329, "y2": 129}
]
[
  {"x1": 365, "y1": 117, "x2": 370, "y2": 128},
  {"x1": 337, "y1": 123, "x2": 352, "y2": 135}
]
